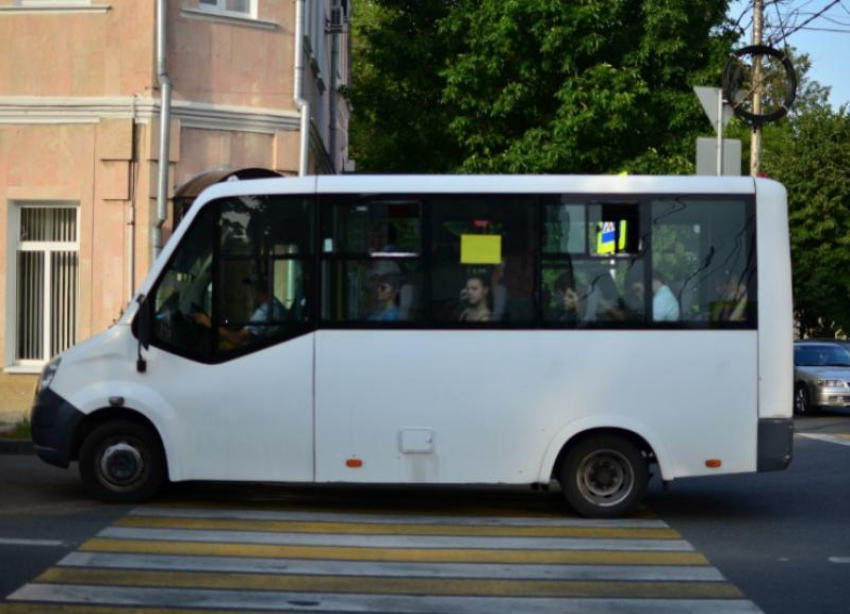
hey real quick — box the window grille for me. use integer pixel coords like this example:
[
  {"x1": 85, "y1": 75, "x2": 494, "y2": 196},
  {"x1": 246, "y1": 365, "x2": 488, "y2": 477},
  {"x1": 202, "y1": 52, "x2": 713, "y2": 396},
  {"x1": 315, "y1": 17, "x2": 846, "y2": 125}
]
[{"x1": 15, "y1": 204, "x2": 79, "y2": 364}]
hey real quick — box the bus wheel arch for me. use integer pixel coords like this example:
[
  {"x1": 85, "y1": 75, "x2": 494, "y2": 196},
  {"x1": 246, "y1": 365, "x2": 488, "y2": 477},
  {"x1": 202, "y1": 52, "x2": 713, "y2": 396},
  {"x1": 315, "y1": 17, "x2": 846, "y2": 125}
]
[
  {"x1": 552, "y1": 428, "x2": 655, "y2": 518},
  {"x1": 73, "y1": 409, "x2": 168, "y2": 503}
]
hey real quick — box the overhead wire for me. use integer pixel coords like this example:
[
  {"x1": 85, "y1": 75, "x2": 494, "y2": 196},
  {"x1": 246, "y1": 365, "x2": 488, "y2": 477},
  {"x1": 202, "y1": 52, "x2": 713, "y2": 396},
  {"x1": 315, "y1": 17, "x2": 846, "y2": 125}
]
[{"x1": 770, "y1": 0, "x2": 843, "y2": 43}]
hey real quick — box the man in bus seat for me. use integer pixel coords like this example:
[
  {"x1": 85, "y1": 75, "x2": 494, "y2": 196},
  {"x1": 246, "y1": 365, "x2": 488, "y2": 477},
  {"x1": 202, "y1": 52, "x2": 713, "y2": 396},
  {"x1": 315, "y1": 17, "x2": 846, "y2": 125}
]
[
  {"x1": 629, "y1": 273, "x2": 680, "y2": 322},
  {"x1": 193, "y1": 276, "x2": 287, "y2": 347}
]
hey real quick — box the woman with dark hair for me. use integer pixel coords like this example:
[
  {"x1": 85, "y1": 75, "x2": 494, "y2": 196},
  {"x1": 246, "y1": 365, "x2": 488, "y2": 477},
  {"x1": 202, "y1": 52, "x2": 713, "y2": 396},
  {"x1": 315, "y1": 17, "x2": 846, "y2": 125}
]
[{"x1": 458, "y1": 274, "x2": 492, "y2": 322}]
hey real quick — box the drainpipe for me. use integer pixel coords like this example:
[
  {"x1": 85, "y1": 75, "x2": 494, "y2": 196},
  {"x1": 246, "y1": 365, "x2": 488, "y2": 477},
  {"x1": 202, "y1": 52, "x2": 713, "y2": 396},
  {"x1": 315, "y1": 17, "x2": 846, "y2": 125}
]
[
  {"x1": 154, "y1": 0, "x2": 172, "y2": 261},
  {"x1": 128, "y1": 94, "x2": 138, "y2": 303},
  {"x1": 294, "y1": 0, "x2": 310, "y2": 176},
  {"x1": 328, "y1": 9, "x2": 340, "y2": 173}
]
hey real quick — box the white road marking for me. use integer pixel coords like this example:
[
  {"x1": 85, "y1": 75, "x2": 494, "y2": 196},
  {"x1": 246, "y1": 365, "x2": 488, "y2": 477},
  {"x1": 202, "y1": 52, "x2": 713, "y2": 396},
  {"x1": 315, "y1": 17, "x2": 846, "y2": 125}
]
[
  {"x1": 8, "y1": 584, "x2": 765, "y2": 614},
  {"x1": 131, "y1": 505, "x2": 670, "y2": 528},
  {"x1": 828, "y1": 557, "x2": 850, "y2": 564},
  {"x1": 58, "y1": 551, "x2": 726, "y2": 581},
  {"x1": 98, "y1": 526, "x2": 695, "y2": 551},
  {"x1": 799, "y1": 433, "x2": 850, "y2": 447}
]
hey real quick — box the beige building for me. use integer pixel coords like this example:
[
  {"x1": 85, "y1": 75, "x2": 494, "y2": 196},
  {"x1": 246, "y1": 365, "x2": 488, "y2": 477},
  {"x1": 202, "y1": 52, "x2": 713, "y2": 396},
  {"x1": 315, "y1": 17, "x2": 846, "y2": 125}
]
[{"x1": 0, "y1": 0, "x2": 351, "y2": 408}]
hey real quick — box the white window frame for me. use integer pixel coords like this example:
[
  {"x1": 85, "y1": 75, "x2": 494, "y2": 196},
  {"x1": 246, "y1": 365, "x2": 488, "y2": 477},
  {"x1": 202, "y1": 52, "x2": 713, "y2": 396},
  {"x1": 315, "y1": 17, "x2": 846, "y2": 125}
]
[
  {"x1": 196, "y1": 0, "x2": 258, "y2": 19},
  {"x1": 5, "y1": 202, "x2": 80, "y2": 372}
]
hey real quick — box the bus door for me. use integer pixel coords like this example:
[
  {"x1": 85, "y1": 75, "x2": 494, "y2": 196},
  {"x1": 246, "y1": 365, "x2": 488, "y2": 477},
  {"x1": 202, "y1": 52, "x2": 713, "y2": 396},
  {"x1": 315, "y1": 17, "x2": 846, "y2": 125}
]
[{"x1": 144, "y1": 195, "x2": 315, "y2": 483}]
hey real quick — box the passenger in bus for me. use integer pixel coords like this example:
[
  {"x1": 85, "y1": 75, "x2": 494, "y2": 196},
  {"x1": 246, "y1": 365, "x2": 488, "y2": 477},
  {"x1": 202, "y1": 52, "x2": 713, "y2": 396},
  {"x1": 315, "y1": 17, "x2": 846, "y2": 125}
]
[
  {"x1": 368, "y1": 273, "x2": 401, "y2": 322},
  {"x1": 712, "y1": 270, "x2": 749, "y2": 322},
  {"x1": 626, "y1": 273, "x2": 679, "y2": 322},
  {"x1": 651, "y1": 272, "x2": 680, "y2": 322},
  {"x1": 551, "y1": 271, "x2": 581, "y2": 324},
  {"x1": 588, "y1": 274, "x2": 629, "y2": 322},
  {"x1": 193, "y1": 276, "x2": 287, "y2": 346},
  {"x1": 458, "y1": 274, "x2": 492, "y2": 322}
]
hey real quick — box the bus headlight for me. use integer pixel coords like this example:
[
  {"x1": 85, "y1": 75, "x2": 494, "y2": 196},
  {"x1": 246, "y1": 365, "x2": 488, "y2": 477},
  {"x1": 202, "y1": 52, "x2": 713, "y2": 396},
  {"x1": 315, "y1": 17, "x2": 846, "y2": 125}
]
[
  {"x1": 38, "y1": 356, "x2": 63, "y2": 394},
  {"x1": 816, "y1": 379, "x2": 848, "y2": 388}
]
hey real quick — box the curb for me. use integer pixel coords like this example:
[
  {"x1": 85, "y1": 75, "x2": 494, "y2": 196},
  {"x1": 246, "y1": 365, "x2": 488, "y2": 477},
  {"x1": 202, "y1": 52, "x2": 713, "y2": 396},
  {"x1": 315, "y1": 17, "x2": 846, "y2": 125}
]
[{"x1": 0, "y1": 438, "x2": 34, "y2": 455}]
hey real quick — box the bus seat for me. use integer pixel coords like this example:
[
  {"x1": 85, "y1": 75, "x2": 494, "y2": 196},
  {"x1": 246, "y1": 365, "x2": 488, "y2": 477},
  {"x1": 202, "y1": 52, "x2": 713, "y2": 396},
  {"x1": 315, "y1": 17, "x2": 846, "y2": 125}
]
[
  {"x1": 492, "y1": 284, "x2": 508, "y2": 321},
  {"x1": 398, "y1": 284, "x2": 417, "y2": 321}
]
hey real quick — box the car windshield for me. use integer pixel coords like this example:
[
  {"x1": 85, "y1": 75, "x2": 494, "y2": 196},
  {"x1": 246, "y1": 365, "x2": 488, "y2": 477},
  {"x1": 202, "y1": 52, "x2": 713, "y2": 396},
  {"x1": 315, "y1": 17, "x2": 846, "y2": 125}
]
[{"x1": 795, "y1": 345, "x2": 850, "y2": 367}]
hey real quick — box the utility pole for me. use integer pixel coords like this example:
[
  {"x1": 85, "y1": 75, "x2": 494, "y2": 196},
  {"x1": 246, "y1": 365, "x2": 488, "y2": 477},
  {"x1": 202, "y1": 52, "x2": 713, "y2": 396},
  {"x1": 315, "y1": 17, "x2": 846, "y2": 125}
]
[{"x1": 750, "y1": 0, "x2": 764, "y2": 176}]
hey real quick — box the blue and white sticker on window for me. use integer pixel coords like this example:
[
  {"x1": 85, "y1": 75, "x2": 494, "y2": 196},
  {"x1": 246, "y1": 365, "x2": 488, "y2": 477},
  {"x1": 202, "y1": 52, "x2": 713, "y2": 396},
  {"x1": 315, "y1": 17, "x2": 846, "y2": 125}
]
[{"x1": 596, "y1": 220, "x2": 628, "y2": 255}]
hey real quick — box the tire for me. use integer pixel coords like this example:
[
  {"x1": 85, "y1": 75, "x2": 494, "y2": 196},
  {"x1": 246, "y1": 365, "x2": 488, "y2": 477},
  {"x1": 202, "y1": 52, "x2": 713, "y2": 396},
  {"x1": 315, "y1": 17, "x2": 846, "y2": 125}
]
[
  {"x1": 794, "y1": 385, "x2": 812, "y2": 416},
  {"x1": 560, "y1": 435, "x2": 648, "y2": 518},
  {"x1": 78, "y1": 420, "x2": 165, "y2": 504}
]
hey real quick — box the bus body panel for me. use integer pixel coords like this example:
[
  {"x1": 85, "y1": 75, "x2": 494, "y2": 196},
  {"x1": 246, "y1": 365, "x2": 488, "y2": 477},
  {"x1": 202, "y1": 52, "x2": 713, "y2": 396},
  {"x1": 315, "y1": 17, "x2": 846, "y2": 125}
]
[
  {"x1": 315, "y1": 330, "x2": 757, "y2": 484},
  {"x1": 139, "y1": 333, "x2": 315, "y2": 482},
  {"x1": 51, "y1": 325, "x2": 315, "y2": 483},
  {"x1": 755, "y1": 179, "x2": 793, "y2": 419}
]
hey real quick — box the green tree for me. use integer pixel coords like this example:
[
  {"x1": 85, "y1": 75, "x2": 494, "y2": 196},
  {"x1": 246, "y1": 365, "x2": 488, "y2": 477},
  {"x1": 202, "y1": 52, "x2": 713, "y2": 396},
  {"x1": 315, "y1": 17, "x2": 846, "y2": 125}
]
[
  {"x1": 440, "y1": 0, "x2": 735, "y2": 174},
  {"x1": 347, "y1": 0, "x2": 462, "y2": 172},
  {"x1": 762, "y1": 106, "x2": 850, "y2": 337},
  {"x1": 349, "y1": 0, "x2": 737, "y2": 174}
]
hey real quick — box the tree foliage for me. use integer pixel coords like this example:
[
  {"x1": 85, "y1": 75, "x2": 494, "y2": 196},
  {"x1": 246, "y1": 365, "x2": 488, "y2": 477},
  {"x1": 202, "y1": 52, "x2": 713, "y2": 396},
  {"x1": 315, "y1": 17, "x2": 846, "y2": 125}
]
[
  {"x1": 762, "y1": 106, "x2": 850, "y2": 337},
  {"x1": 349, "y1": 0, "x2": 737, "y2": 174},
  {"x1": 440, "y1": 0, "x2": 734, "y2": 174},
  {"x1": 347, "y1": 1, "x2": 461, "y2": 172}
]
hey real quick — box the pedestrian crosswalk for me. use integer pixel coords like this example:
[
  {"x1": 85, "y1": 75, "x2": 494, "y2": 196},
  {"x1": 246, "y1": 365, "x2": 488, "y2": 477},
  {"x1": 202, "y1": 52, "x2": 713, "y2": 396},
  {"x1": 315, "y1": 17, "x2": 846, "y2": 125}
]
[{"x1": 1, "y1": 494, "x2": 764, "y2": 613}]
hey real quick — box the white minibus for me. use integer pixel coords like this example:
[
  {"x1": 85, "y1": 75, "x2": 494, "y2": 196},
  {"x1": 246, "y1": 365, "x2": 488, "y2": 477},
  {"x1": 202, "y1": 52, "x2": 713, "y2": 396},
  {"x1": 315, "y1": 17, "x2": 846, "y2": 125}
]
[{"x1": 30, "y1": 175, "x2": 793, "y2": 517}]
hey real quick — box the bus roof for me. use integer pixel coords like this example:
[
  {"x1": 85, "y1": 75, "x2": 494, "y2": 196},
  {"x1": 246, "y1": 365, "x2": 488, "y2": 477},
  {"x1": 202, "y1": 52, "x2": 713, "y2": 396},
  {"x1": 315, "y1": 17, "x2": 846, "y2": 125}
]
[{"x1": 197, "y1": 174, "x2": 765, "y2": 203}]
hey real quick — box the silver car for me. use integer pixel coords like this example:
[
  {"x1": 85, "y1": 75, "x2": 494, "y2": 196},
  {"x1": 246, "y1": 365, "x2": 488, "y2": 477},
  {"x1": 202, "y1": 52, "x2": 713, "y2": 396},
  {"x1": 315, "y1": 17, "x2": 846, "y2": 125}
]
[{"x1": 793, "y1": 341, "x2": 850, "y2": 415}]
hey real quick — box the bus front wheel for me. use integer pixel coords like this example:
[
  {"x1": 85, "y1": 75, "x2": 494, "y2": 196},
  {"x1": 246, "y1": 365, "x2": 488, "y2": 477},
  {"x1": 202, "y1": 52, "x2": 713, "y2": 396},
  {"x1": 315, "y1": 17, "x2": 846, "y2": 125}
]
[
  {"x1": 79, "y1": 420, "x2": 165, "y2": 504},
  {"x1": 560, "y1": 435, "x2": 648, "y2": 518}
]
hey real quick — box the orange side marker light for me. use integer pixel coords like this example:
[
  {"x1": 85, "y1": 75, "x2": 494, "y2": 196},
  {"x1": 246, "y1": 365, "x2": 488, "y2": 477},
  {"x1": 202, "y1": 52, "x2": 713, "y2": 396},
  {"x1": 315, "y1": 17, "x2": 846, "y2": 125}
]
[
  {"x1": 346, "y1": 458, "x2": 363, "y2": 468},
  {"x1": 705, "y1": 459, "x2": 722, "y2": 469}
]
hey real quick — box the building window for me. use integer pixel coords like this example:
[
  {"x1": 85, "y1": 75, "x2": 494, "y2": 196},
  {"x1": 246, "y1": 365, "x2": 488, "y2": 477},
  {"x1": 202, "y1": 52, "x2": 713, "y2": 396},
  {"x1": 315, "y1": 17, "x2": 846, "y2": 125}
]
[
  {"x1": 197, "y1": 0, "x2": 254, "y2": 17},
  {"x1": 13, "y1": 204, "x2": 79, "y2": 366}
]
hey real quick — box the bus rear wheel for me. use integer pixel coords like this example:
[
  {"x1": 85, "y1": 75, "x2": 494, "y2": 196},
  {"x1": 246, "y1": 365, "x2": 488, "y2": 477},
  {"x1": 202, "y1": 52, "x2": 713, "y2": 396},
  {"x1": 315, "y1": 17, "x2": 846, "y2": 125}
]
[
  {"x1": 560, "y1": 435, "x2": 648, "y2": 518},
  {"x1": 79, "y1": 420, "x2": 165, "y2": 504}
]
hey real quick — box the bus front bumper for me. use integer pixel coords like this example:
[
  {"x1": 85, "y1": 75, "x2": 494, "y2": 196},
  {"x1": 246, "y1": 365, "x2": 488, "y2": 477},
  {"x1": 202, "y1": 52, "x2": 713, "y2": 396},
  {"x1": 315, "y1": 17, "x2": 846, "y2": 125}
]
[
  {"x1": 31, "y1": 388, "x2": 84, "y2": 468},
  {"x1": 757, "y1": 418, "x2": 794, "y2": 472}
]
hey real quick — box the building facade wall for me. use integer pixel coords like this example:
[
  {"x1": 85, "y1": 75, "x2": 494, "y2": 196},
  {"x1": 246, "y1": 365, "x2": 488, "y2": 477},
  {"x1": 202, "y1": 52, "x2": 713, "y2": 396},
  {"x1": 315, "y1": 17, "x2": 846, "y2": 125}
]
[{"x1": 0, "y1": 0, "x2": 351, "y2": 385}]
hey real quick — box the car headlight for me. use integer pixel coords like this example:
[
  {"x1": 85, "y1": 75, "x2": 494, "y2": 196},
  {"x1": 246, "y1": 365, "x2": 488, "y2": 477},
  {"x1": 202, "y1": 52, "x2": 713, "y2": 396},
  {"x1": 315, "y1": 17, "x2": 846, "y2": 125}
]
[
  {"x1": 816, "y1": 379, "x2": 848, "y2": 388},
  {"x1": 37, "y1": 356, "x2": 62, "y2": 394}
]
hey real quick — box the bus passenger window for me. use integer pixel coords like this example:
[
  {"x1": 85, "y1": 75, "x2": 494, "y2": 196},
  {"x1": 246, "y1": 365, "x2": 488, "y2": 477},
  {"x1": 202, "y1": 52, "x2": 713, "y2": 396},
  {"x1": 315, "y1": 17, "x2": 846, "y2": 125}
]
[
  {"x1": 430, "y1": 196, "x2": 535, "y2": 325},
  {"x1": 651, "y1": 198, "x2": 756, "y2": 326},
  {"x1": 542, "y1": 199, "x2": 645, "y2": 326},
  {"x1": 321, "y1": 196, "x2": 422, "y2": 324}
]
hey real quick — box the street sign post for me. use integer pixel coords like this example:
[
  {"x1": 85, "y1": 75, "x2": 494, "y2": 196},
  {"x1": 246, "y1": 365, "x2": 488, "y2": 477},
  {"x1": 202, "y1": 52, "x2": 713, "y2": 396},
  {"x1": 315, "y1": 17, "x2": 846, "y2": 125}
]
[{"x1": 694, "y1": 86, "x2": 738, "y2": 176}]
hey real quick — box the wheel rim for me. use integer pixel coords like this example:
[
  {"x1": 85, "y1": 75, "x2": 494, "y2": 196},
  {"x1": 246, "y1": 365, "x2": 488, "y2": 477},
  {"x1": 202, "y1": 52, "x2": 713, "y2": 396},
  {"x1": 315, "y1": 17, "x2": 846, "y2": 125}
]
[
  {"x1": 575, "y1": 449, "x2": 635, "y2": 508},
  {"x1": 796, "y1": 388, "x2": 807, "y2": 415},
  {"x1": 96, "y1": 438, "x2": 149, "y2": 492}
]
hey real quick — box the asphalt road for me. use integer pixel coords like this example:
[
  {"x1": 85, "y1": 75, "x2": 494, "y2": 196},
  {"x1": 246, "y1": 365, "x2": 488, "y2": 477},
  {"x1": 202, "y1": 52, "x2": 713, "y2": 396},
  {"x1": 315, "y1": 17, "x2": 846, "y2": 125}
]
[
  {"x1": 1, "y1": 413, "x2": 848, "y2": 613},
  {"x1": 646, "y1": 413, "x2": 850, "y2": 614}
]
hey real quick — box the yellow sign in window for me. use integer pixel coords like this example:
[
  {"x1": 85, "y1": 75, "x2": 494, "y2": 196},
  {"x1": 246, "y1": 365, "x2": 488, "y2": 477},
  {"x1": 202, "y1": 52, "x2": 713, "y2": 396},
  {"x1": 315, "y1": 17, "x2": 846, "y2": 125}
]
[{"x1": 460, "y1": 234, "x2": 502, "y2": 264}]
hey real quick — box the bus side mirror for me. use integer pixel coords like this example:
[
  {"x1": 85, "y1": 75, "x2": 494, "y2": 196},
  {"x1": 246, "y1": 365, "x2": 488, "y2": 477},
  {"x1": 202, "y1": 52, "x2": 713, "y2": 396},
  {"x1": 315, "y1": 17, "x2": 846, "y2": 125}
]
[{"x1": 136, "y1": 295, "x2": 150, "y2": 373}]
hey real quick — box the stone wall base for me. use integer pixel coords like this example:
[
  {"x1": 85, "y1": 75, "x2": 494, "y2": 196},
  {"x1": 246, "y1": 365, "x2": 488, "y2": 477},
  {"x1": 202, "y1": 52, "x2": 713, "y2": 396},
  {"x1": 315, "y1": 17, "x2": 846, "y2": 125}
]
[{"x1": 0, "y1": 373, "x2": 37, "y2": 427}]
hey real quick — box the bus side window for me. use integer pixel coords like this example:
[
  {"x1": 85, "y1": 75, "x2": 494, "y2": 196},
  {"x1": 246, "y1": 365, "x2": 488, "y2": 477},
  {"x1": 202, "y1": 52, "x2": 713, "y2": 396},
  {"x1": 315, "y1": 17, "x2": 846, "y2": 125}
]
[
  {"x1": 430, "y1": 196, "x2": 535, "y2": 325},
  {"x1": 321, "y1": 196, "x2": 422, "y2": 323},
  {"x1": 213, "y1": 195, "x2": 313, "y2": 357},
  {"x1": 651, "y1": 198, "x2": 756, "y2": 326}
]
